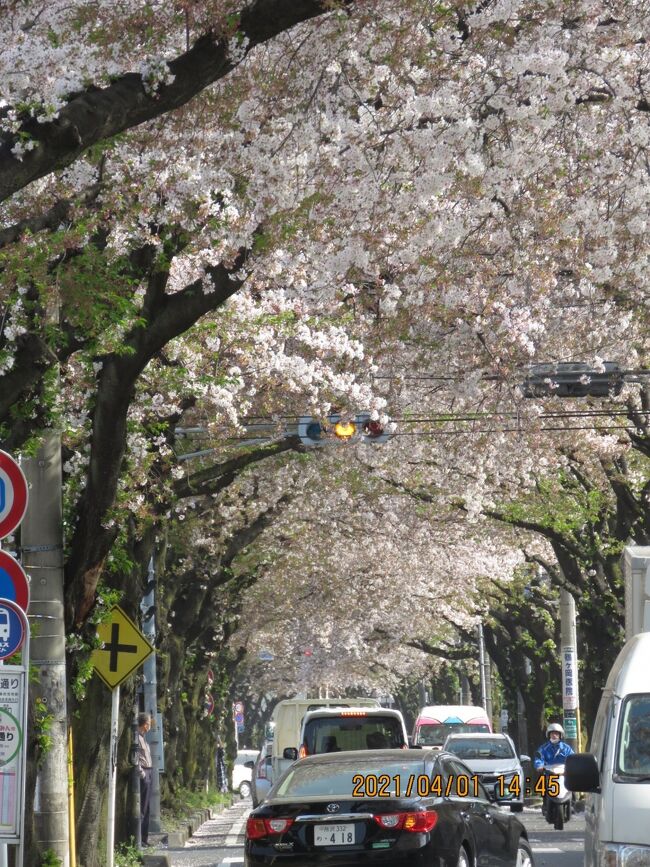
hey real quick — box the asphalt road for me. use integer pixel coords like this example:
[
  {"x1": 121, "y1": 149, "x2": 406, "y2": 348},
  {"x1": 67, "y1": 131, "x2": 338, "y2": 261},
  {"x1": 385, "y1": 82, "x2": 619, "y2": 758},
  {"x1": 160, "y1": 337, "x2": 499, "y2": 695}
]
[{"x1": 164, "y1": 799, "x2": 586, "y2": 867}]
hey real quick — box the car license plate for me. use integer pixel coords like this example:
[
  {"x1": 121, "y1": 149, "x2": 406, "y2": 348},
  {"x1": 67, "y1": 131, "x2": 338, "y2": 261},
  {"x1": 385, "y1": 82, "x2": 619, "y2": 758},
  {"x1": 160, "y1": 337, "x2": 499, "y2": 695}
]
[{"x1": 314, "y1": 823, "x2": 355, "y2": 846}]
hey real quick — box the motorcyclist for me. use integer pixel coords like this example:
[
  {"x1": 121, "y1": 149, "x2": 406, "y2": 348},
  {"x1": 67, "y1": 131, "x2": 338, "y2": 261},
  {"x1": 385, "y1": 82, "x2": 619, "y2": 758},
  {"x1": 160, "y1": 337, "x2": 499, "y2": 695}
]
[{"x1": 534, "y1": 723, "x2": 574, "y2": 817}]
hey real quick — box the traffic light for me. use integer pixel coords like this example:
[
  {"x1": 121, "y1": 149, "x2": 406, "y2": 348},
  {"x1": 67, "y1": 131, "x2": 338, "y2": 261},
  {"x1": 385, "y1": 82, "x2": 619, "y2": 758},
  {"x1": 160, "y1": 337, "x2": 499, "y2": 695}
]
[
  {"x1": 355, "y1": 413, "x2": 392, "y2": 444},
  {"x1": 520, "y1": 362, "x2": 624, "y2": 398},
  {"x1": 298, "y1": 414, "x2": 393, "y2": 446}
]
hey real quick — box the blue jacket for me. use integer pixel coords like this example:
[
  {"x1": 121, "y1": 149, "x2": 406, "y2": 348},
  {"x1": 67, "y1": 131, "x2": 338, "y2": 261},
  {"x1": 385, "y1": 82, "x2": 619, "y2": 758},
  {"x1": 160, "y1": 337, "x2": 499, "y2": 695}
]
[{"x1": 534, "y1": 739, "x2": 574, "y2": 769}]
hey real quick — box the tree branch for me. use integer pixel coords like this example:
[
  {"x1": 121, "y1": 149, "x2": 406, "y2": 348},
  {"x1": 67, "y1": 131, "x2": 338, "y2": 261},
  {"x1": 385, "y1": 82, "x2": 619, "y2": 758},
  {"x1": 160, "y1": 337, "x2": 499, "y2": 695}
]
[{"x1": 0, "y1": 0, "x2": 352, "y2": 202}]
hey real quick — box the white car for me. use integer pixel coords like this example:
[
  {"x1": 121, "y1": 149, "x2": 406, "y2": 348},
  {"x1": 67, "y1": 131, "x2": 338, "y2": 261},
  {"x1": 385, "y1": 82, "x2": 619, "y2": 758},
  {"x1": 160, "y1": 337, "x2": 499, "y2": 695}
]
[
  {"x1": 232, "y1": 749, "x2": 257, "y2": 798},
  {"x1": 443, "y1": 732, "x2": 529, "y2": 812}
]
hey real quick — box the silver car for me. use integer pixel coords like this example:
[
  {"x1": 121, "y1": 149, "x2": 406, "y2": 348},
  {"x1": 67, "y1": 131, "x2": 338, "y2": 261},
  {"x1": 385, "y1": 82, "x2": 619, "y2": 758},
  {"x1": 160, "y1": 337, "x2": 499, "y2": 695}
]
[
  {"x1": 443, "y1": 732, "x2": 529, "y2": 812},
  {"x1": 250, "y1": 741, "x2": 273, "y2": 807}
]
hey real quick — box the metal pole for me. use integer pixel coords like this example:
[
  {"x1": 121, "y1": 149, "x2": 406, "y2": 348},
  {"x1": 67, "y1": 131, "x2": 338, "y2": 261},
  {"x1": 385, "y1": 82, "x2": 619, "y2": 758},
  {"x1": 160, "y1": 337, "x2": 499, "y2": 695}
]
[
  {"x1": 22, "y1": 435, "x2": 70, "y2": 866},
  {"x1": 130, "y1": 705, "x2": 141, "y2": 847},
  {"x1": 560, "y1": 589, "x2": 580, "y2": 752},
  {"x1": 517, "y1": 689, "x2": 528, "y2": 756},
  {"x1": 477, "y1": 624, "x2": 487, "y2": 711},
  {"x1": 141, "y1": 557, "x2": 161, "y2": 832},
  {"x1": 67, "y1": 728, "x2": 76, "y2": 867},
  {"x1": 106, "y1": 687, "x2": 120, "y2": 867}
]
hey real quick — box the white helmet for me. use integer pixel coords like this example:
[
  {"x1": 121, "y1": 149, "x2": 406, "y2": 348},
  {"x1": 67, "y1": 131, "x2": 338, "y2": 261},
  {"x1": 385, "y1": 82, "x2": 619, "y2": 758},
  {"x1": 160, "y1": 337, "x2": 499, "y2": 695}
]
[{"x1": 546, "y1": 723, "x2": 564, "y2": 737}]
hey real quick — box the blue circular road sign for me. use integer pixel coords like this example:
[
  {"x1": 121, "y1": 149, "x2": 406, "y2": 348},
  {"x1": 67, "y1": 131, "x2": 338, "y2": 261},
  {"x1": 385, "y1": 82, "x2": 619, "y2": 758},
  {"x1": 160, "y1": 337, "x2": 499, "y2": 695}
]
[{"x1": 0, "y1": 597, "x2": 26, "y2": 660}]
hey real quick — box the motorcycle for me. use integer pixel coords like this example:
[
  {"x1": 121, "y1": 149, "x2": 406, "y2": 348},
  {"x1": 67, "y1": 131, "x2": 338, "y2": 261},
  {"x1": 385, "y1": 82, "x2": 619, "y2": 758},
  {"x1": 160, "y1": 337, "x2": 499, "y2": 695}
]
[{"x1": 541, "y1": 763, "x2": 572, "y2": 830}]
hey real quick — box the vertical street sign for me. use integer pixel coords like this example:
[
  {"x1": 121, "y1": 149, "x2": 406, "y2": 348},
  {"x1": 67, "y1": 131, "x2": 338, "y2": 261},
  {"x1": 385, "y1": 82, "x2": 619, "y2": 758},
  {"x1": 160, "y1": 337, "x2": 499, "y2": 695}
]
[
  {"x1": 0, "y1": 666, "x2": 27, "y2": 841},
  {"x1": 0, "y1": 452, "x2": 29, "y2": 541}
]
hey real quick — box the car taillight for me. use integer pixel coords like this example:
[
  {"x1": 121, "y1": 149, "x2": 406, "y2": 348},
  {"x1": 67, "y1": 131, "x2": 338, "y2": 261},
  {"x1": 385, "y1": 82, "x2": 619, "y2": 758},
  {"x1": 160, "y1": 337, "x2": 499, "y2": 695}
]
[
  {"x1": 258, "y1": 763, "x2": 267, "y2": 780},
  {"x1": 374, "y1": 814, "x2": 404, "y2": 829},
  {"x1": 246, "y1": 817, "x2": 294, "y2": 839},
  {"x1": 266, "y1": 818, "x2": 293, "y2": 833},
  {"x1": 374, "y1": 811, "x2": 438, "y2": 833},
  {"x1": 298, "y1": 745, "x2": 308, "y2": 758},
  {"x1": 341, "y1": 711, "x2": 367, "y2": 717},
  {"x1": 246, "y1": 818, "x2": 267, "y2": 839},
  {"x1": 403, "y1": 811, "x2": 438, "y2": 833}
]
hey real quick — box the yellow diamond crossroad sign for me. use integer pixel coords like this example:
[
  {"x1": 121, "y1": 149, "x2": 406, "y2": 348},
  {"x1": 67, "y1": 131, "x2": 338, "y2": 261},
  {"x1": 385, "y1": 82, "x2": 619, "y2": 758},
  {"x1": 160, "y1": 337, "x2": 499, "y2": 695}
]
[{"x1": 91, "y1": 605, "x2": 154, "y2": 690}]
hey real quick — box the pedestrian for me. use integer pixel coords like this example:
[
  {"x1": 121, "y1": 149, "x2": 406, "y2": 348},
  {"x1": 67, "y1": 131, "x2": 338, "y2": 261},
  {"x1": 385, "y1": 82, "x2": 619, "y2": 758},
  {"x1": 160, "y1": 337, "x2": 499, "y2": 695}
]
[
  {"x1": 533, "y1": 722, "x2": 574, "y2": 815},
  {"x1": 216, "y1": 742, "x2": 228, "y2": 793},
  {"x1": 136, "y1": 712, "x2": 153, "y2": 846}
]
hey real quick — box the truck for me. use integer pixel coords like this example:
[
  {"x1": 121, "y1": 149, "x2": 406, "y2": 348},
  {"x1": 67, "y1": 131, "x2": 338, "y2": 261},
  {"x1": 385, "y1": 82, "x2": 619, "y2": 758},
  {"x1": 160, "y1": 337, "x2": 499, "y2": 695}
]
[{"x1": 270, "y1": 696, "x2": 380, "y2": 780}]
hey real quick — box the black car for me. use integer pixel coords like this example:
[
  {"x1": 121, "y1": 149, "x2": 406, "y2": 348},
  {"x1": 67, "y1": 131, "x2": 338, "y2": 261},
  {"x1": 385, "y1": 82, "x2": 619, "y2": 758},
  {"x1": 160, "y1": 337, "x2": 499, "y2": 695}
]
[{"x1": 245, "y1": 748, "x2": 534, "y2": 867}]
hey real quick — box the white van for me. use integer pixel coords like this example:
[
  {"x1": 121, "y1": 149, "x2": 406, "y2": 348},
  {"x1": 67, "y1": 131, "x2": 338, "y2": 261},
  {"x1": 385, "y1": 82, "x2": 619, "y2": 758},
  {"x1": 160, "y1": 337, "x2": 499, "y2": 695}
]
[
  {"x1": 271, "y1": 697, "x2": 380, "y2": 779},
  {"x1": 565, "y1": 632, "x2": 650, "y2": 866},
  {"x1": 296, "y1": 706, "x2": 409, "y2": 757},
  {"x1": 412, "y1": 705, "x2": 492, "y2": 748}
]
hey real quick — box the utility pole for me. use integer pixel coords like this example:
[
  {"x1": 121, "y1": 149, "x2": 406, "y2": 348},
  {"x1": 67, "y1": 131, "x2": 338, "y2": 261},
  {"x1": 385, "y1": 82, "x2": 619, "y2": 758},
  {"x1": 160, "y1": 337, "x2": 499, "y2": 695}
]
[
  {"x1": 560, "y1": 589, "x2": 581, "y2": 752},
  {"x1": 476, "y1": 623, "x2": 492, "y2": 722},
  {"x1": 22, "y1": 433, "x2": 70, "y2": 866},
  {"x1": 140, "y1": 557, "x2": 162, "y2": 833}
]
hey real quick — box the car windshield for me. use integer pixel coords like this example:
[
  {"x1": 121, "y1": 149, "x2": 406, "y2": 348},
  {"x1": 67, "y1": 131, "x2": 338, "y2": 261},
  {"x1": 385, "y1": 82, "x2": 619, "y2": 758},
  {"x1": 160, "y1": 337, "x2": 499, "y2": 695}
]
[
  {"x1": 617, "y1": 694, "x2": 650, "y2": 777},
  {"x1": 446, "y1": 738, "x2": 514, "y2": 760},
  {"x1": 274, "y1": 759, "x2": 427, "y2": 798},
  {"x1": 417, "y1": 723, "x2": 490, "y2": 746},
  {"x1": 303, "y1": 716, "x2": 404, "y2": 753}
]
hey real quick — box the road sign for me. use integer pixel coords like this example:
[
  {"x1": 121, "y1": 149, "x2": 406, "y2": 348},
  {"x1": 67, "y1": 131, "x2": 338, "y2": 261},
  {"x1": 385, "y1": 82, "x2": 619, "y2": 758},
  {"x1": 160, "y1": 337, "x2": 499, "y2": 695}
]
[
  {"x1": 0, "y1": 451, "x2": 29, "y2": 540},
  {"x1": 234, "y1": 712, "x2": 244, "y2": 724},
  {"x1": 0, "y1": 665, "x2": 27, "y2": 840},
  {"x1": 0, "y1": 551, "x2": 30, "y2": 611},
  {"x1": 203, "y1": 693, "x2": 215, "y2": 717},
  {"x1": 234, "y1": 701, "x2": 244, "y2": 714},
  {"x1": 0, "y1": 598, "x2": 27, "y2": 661},
  {"x1": 91, "y1": 605, "x2": 154, "y2": 689}
]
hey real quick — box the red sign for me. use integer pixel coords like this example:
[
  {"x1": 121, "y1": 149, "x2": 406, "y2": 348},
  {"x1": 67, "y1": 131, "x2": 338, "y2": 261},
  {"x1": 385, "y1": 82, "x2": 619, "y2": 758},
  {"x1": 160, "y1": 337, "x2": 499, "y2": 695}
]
[
  {"x1": 0, "y1": 451, "x2": 29, "y2": 540},
  {"x1": 0, "y1": 552, "x2": 30, "y2": 611}
]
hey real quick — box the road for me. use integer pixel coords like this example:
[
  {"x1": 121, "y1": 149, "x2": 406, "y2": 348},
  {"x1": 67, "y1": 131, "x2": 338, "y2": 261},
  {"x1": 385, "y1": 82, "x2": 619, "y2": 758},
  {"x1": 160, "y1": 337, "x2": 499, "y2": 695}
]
[{"x1": 162, "y1": 799, "x2": 585, "y2": 867}]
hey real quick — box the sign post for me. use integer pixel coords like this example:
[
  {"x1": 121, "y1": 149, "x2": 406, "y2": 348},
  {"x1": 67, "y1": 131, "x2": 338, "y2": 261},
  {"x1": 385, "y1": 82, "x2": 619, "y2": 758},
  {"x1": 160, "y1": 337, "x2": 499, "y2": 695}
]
[
  {"x1": 0, "y1": 450, "x2": 30, "y2": 867},
  {"x1": 91, "y1": 606, "x2": 154, "y2": 867},
  {"x1": 0, "y1": 600, "x2": 29, "y2": 867}
]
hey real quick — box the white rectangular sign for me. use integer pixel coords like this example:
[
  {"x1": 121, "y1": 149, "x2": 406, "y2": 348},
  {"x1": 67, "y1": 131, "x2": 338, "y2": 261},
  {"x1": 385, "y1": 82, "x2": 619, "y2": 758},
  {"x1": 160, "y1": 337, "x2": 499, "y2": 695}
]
[
  {"x1": 0, "y1": 665, "x2": 26, "y2": 840},
  {"x1": 561, "y1": 645, "x2": 578, "y2": 711}
]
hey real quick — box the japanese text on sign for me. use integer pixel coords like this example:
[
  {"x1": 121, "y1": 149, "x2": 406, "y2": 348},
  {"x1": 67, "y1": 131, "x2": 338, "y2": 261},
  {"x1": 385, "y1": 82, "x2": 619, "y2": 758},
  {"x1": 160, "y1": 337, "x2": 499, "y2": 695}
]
[{"x1": 562, "y1": 646, "x2": 578, "y2": 710}]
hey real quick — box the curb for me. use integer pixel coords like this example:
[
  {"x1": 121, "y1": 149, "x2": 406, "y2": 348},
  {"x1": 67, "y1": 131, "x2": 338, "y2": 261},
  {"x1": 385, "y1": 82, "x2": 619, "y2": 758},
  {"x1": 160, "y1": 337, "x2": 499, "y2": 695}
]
[{"x1": 165, "y1": 807, "x2": 214, "y2": 848}]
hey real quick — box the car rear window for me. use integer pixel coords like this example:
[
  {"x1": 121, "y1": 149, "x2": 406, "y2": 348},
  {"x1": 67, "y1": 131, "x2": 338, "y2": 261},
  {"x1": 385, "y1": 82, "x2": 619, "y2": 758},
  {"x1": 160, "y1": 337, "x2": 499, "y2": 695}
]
[
  {"x1": 417, "y1": 723, "x2": 490, "y2": 746},
  {"x1": 303, "y1": 715, "x2": 405, "y2": 753},
  {"x1": 446, "y1": 738, "x2": 514, "y2": 759},
  {"x1": 275, "y1": 759, "x2": 426, "y2": 798}
]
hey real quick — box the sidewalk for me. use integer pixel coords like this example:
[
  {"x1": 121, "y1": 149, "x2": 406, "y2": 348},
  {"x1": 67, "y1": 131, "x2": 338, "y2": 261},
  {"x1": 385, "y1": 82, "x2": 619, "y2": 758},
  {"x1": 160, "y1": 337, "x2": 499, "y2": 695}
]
[{"x1": 143, "y1": 799, "x2": 250, "y2": 867}]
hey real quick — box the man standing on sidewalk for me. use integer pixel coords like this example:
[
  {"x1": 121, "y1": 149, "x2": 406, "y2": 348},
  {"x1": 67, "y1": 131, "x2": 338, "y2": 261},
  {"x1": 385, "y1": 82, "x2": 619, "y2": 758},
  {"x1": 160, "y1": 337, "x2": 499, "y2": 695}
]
[{"x1": 137, "y1": 713, "x2": 153, "y2": 846}]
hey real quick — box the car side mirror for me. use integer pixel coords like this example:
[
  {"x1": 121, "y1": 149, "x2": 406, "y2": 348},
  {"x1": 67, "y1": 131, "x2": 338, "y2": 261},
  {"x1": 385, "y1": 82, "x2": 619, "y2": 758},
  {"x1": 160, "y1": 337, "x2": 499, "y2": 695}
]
[
  {"x1": 244, "y1": 760, "x2": 255, "y2": 769},
  {"x1": 283, "y1": 747, "x2": 298, "y2": 761},
  {"x1": 519, "y1": 754, "x2": 531, "y2": 763},
  {"x1": 564, "y1": 753, "x2": 601, "y2": 793}
]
